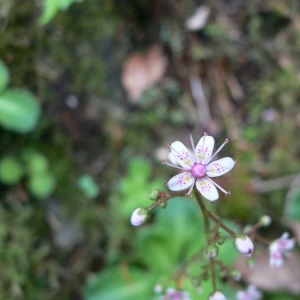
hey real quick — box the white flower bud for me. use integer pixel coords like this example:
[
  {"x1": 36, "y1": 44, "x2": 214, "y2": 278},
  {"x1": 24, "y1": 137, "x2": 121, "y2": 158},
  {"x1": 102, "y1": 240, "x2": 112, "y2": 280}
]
[
  {"x1": 234, "y1": 235, "x2": 254, "y2": 257},
  {"x1": 130, "y1": 207, "x2": 150, "y2": 226},
  {"x1": 209, "y1": 291, "x2": 227, "y2": 300}
]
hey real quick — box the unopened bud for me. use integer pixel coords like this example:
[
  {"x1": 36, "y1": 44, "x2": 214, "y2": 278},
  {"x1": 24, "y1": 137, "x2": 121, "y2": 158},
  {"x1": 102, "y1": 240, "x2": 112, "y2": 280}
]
[
  {"x1": 206, "y1": 244, "x2": 219, "y2": 258},
  {"x1": 159, "y1": 201, "x2": 167, "y2": 208},
  {"x1": 130, "y1": 207, "x2": 151, "y2": 226},
  {"x1": 259, "y1": 215, "x2": 272, "y2": 227},
  {"x1": 209, "y1": 291, "x2": 227, "y2": 300},
  {"x1": 217, "y1": 235, "x2": 225, "y2": 245},
  {"x1": 234, "y1": 234, "x2": 254, "y2": 257},
  {"x1": 149, "y1": 190, "x2": 160, "y2": 201}
]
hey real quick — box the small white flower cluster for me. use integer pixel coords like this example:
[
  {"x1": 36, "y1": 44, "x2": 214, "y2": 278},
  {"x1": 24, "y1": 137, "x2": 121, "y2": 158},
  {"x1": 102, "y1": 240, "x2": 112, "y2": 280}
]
[
  {"x1": 236, "y1": 285, "x2": 262, "y2": 300},
  {"x1": 269, "y1": 232, "x2": 295, "y2": 267}
]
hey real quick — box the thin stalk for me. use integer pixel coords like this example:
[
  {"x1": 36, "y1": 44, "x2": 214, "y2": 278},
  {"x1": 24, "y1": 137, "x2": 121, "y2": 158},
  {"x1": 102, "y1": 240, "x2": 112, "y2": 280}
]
[{"x1": 206, "y1": 210, "x2": 236, "y2": 237}]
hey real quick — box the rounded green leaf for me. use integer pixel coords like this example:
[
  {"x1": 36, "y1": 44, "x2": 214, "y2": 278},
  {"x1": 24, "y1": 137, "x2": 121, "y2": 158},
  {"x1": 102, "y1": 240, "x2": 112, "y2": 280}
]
[
  {"x1": 0, "y1": 156, "x2": 24, "y2": 185},
  {"x1": 0, "y1": 89, "x2": 41, "y2": 133},
  {"x1": 0, "y1": 60, "x2": 9, "y2": 93},
  {"x1": 28, "y1": 172, "x2": 56, "y2": 198},
  {"x1": 23, "y1": 151, "x2": 49, "y2": 175}
]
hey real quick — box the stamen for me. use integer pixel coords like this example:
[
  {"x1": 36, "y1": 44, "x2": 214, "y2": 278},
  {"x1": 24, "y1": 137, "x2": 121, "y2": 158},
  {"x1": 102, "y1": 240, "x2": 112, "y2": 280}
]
[
  {"x1": 205, "y1": 176, "x2": 230, "y2": 195},
  {"x1": 207, "y1": 138, "x2": 228, "y2": 164},
  {"x1": 190, "y1": 134, "x2": 195, "y2": 155},
  {"x1": 162, "y1": 160, "x2": 187, "y2": 170},
  {"x1": 186, "y1": 180, "x2": 195, "y2": 196}
]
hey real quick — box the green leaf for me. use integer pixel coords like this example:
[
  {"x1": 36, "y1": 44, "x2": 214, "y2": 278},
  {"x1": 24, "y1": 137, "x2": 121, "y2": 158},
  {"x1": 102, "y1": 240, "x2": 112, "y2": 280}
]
[
  {"x1": 39, "y1": 0, "x2": 83, "y2": 25},
  {"x1": 0, "y1": 89, "x2": 41, "y2": 133},
  {"x1": 0, "y1": 60, "x2": 9, "y2": 93},
  {"x1": 0, "y1": 156, "x2": 24, "y2": 185},
  {"x1": 22, "y1": 151, "x2": 49, "y2": 175},
  {"x1": 136, "y1": 197, "x2": 205, "y2": 274},
  {"x1": 85, "y1": 266, "x2": 157, "y2": 300},
  {"x1": 78, "y1": 174, "x2": 100, "y2": 199},
  {"x1": 28, "y1": 172, "x2": 56, "y2": 198}
]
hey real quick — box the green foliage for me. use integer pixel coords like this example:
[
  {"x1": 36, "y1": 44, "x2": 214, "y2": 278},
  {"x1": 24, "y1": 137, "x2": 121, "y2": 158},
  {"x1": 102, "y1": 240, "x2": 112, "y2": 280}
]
[
  {"x1": 28, "y1": 172, "x2": 56, "y2": 199},
  {"x1": 88, "y1": 196, "x2": 239, "y2": 299},
  {"x1": 118, "y1": 158, "x2": 162, "y2": 218},
  {"x1": 85, "y1": 267, "x2": 157, "y2": 300},
  {"x1": 0, "y1": 156, "x2": 24, "y2": 185},
  {"x1": 0, "y1": 59, "x2": 9, "y2": 93},
  {"x1": 0, "y1": 89, "x2": 41, "y2": 133},
  {"x1": 137, "y1": 197, "x2": 205, "y2": 274},
  {"x1": 78, "y1": 174, "x2": 100, "y2": 199},
  {"x1": 40, "y1": 0, "x2": 84, "y2": 25},
  {"x1": 284, "y1": 188, "x2": 300, "y2": 223}
]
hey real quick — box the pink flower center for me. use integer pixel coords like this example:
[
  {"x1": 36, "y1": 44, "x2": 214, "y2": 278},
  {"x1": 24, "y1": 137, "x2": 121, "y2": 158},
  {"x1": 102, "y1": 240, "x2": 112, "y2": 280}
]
[{"x1": 191, "y1": 163, "x2": 206, "y2": 178}]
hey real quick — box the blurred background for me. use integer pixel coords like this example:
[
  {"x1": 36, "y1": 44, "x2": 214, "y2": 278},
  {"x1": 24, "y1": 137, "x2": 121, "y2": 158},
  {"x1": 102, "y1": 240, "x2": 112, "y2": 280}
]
[{"x1": 1, "y1": 0, "x2": 300, "y2": 299}]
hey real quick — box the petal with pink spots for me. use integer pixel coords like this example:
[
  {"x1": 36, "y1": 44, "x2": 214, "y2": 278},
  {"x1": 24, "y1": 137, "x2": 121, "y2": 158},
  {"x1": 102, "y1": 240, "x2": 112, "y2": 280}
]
[
  {"x1": 206, "y1": 157, "x2": 235, "y2": 178},
  {"x1": 196, "y1": 178, "x2": 219, "y2": 201},
  {"x1": 170, "y1": 141, "x2": 194, "y2": 169},
  {"x1": 195, "y1": 135, "x2": 215, "y2": 164},
  {"x1": 167, "y1": 172, "x2": 195, "y2": 191}
]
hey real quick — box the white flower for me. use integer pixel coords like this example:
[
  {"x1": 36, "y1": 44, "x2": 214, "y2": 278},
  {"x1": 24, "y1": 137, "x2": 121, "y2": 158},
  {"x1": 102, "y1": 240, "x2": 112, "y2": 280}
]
[
  {"x1": 163, "y1": 288, "x2": 191, "y2": 300},
  {"x1": 163, "y1": 133, "x2": 235, "y2": 202},
  {"x1": 269, "y1": 232, "x2": 295, "y2": 267},
  {"x1": 209, "y1": 291, "x2": 227, "y2": 300},
  {"x1": 234, "y1": 235, "x2": 254, "y2": 257},
  {"x1": 130, "y1": 207, "x2": 150, "y2": 226},
  {"x1": 236, "y1": 285, "x2": 262, "y2": 300}
]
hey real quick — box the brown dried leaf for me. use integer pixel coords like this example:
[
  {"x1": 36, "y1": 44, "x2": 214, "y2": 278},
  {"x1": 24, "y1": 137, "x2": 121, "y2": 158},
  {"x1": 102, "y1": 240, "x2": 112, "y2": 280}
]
[
  {"x1": 122, "y1": 45, "x2": 167, "y2": 102},
  {"x1": 236, "y1": 246, "x2": 300, "y2": 295}
]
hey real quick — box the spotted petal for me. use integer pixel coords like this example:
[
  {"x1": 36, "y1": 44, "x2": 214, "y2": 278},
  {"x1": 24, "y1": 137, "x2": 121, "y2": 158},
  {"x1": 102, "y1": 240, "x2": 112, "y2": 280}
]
[
  {"x1": 206, "y1": 157, "x2": 235, "y2": 177},
  {"x1": 170, "y1": 141, "x2": 194, "y2": 169},
  {"x1": 167, "y1": 172, "x2": 195, "y2": 191},
  {"x1": 195, "y1": 135, "x2": 215, "y2": 164},
  {"x1": 195, "y1": 178, "x2": 219, "y2": 201}
]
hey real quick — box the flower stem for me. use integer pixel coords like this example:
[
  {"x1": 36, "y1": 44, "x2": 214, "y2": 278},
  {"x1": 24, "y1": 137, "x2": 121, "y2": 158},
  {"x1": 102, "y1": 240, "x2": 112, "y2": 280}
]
[{"x1": 206, "y1": 210, "x2": 236, "y2": 237}]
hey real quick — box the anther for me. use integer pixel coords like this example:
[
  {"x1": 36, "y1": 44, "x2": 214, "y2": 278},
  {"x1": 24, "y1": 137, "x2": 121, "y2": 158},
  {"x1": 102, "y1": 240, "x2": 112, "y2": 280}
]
[
  {"x1": 225, "y1": 138, "x2": 229, "y2": 143},
  {"x1": 161, "y1": 160, "x2": 166, "y2": 164}
]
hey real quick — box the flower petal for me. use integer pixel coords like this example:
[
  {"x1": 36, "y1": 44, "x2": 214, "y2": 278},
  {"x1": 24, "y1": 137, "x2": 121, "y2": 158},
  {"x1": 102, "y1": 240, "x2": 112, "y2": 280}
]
[
  {"x1": 170, "y1": 141, "x2": 194, "y2": 168},
  {"x1": 167, "y1": 172, "x2": 195, "y2": 191},
  {"x1": 195, "y1": 135, "x2": 215, "y2": 164},
  {"x1": 206, "y1": 157, "x2": 235, "y2": 177},
  {"x1": 196, "y1": 178, "x2": 219, "y2": 201}
]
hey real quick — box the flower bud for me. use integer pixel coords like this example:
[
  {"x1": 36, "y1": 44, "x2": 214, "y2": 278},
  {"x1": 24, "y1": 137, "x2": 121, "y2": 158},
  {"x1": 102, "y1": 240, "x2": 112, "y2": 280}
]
[
  {"x1": 217, "y1": 235, "x2": 225, "y2": 245},
  {"x1": 234, "y1": 234, "x2": 254, "y2": 257},
  {"x1": 209, "y1": 291, "x2": 227, "y2": 300},
  {"x1": 206, "y1": 244, "x2": 219, "y2": 258},
  {"x1": 149, "y1": 190, "x2": 160, "y2": 201},
  {"x1": 259, "y1": 215, "x2": 272, "y2": 227},
  {"x1": 130, "y1": 207, "x2": 150, "y2": 226},
  {"x1": 159, "y1": 201, "x2": 167, "y2": 208}
]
